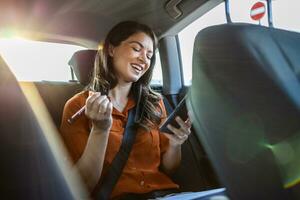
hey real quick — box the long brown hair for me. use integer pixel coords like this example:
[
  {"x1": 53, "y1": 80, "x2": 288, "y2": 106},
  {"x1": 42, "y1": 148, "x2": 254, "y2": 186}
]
[{"x1": 88, "y1": 21, "x2": 162, "y2": 130}]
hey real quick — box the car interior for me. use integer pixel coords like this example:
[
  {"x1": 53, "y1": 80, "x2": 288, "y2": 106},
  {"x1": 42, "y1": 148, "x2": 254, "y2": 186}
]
[{"x1": 1, "y1": 0, "x2": 300, "y2": 199}]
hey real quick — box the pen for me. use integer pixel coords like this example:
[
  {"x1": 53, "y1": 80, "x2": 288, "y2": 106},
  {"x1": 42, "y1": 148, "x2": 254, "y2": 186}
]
[
  {"x1": 67, "y1": 90, "x2": 108, "y2": 124},
  {"x1": 67, "y1": 106, "x2": 86, "y2": 124}
]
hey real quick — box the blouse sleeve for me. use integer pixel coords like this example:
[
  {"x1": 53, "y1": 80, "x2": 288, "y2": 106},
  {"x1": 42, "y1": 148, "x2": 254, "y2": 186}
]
[{"x1": 60, "y1": 91, "x2": 90, "y2": 163}]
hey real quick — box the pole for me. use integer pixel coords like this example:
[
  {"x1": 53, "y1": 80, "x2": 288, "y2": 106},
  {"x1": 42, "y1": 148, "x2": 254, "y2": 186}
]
[
  {"x1": 225, "y1": 0, "x2": 232, "y2": 23},
  {"x1": 266, "y1": 0, "x2": 274, "y2": 27}
]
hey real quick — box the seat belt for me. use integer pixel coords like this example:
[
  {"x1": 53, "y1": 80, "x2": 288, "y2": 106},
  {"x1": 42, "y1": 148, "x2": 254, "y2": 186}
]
[
  {"x1": 97, "y1": 94, "x2": 173, "y2": 199},
  {"x1": 96, "y1": 106, "x2": 137, "y2": 200}
]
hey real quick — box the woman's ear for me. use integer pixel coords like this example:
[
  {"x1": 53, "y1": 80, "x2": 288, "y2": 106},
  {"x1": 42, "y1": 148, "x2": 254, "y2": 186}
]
[{"x1": 108, "y1": 44, "x2": 114, "y2": 57}]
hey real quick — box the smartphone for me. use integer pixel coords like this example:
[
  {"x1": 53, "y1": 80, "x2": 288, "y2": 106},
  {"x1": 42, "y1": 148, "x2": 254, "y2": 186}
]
[{"x1": 159, "y1": 95, "x2": 188, "y2": 134}]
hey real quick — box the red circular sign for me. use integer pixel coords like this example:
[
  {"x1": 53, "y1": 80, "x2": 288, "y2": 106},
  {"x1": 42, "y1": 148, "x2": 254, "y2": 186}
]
[{"x1": 250, "y1": 2, "x2": 266, "y2": 21}]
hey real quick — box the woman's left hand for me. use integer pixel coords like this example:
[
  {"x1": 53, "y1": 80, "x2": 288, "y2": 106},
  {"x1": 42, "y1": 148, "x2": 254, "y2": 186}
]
[{"x1": 164, "y1": 117, "x2": 192, "y2": 146}]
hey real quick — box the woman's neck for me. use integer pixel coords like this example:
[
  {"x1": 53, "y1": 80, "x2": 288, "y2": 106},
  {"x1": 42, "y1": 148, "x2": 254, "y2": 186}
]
[{"x1": 109, "y1": 82, "x2": 132, "y2": 112}]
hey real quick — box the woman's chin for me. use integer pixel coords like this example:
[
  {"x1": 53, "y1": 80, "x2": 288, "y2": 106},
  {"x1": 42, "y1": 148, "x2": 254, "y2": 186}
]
[
  {"x1": 127, "y1": 75, "x2": 141, "y2": 83},
  {"x1": 121, "y1": 77, "x2": 139, "y2": 84}
]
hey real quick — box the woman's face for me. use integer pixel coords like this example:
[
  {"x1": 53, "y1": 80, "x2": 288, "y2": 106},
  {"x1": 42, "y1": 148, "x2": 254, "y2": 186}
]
[{"x1": 109, "y1": 32, "x2": 154, "y2": 84}]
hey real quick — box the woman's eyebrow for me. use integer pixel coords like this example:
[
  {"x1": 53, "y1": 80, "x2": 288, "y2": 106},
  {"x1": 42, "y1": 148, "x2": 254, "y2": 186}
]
[{"x1": 128, "y1": 41, "x2": 153, "y2": 53}]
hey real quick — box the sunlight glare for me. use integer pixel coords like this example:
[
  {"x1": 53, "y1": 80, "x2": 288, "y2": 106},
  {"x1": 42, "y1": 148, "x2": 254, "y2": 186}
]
[{"x1": 0, "y1": 38, "x2": 85, "y2": 81}]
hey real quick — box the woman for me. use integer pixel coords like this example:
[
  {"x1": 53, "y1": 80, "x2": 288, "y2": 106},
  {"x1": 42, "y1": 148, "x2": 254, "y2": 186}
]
[{"x1": 60, "y1": 21, "x2": 191, "y2": 199}]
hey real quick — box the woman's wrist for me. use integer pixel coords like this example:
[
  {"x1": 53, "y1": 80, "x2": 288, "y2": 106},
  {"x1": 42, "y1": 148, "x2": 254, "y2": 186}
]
[
  {"x1": 91, "y1": 125, "x2": 111, "y2": 136},
  {"x1": 169, "y1": 141, "x2": 182, "y2": 149},
  {"x1": 91, "y1": 119, "x2": 112, "y2": 133}
]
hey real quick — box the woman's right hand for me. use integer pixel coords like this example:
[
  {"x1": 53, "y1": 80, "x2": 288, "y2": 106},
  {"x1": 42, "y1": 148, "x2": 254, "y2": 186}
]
[{"x1": 85, "y1": 92, "x2": 113, "y2": 133}]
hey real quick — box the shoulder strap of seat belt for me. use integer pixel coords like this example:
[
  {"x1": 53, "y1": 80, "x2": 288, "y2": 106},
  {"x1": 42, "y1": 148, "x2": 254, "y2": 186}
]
[{"x1": 96, "y1": 106, "x2": 137, "y2": 200}]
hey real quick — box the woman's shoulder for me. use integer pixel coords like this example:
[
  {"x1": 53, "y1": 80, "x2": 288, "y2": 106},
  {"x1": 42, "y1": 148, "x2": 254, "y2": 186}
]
[
  {"x1": 65, "y1": 90, "x2": 89, "y2": 110},
  {"x1": 73, "y1": 90, "x2": 89, "y2": 100}
]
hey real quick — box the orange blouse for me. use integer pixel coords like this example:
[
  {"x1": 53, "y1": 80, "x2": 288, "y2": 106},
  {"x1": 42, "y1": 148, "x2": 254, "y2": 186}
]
[{"x1": 60, "y1": 91, "x2": 178, "y2": 199}]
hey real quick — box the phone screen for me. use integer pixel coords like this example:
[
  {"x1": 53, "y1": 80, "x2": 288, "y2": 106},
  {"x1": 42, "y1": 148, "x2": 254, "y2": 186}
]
[{"x1": 159, "y1": 95, "x2": 188, "y2": 134}]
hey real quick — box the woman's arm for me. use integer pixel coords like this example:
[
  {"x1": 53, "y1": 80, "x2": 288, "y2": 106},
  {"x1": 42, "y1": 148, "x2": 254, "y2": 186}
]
[
  {"x1": 76, "y1": 128, "x2": 109, "y2": 191},
  {"x1": 161, "y1": 142, "x2": 182, "y2": 174},
  {"x1": 161, "y1": 117, "x2": 191, "y2": 174},
  {"x1": 75, "y1": 92, "x2": 113, "y2": 191}
]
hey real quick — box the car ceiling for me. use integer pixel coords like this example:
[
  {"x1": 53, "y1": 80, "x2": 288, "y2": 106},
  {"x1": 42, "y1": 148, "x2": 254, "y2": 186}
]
[{"x1": 0, "y1": 0, "x2": 222, "y2": 48}]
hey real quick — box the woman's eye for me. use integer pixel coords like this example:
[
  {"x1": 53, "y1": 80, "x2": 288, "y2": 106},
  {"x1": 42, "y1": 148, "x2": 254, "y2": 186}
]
[
  {"x1": 147, "y1": 55, "x2": 152, "y2": 60},
  {"x1": 132, "y1": 47, "x2": 141, "y2": 52}
]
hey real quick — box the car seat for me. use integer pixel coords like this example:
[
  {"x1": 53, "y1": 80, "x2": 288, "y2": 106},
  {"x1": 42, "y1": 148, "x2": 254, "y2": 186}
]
[{"x1": 188, "y1": 23, "x2": 300, "y2": 200}]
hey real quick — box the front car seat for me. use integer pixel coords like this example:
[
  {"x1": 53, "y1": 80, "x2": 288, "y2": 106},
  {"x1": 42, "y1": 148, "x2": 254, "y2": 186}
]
[
  {"x1": 188, "y1": 23, "x2": 300, "y2": 200},
  {"x1": 0, "y1": 56, "x2": 87, "y2": 199}
]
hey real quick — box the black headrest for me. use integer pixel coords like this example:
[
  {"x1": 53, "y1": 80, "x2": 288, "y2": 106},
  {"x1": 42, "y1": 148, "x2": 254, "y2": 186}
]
[
  {"x1": 68, "y1": 49, "x2": 98, "y2": 86},
  {"x1": 189, "y1": 23, "x2": 300, "y2": 200}
]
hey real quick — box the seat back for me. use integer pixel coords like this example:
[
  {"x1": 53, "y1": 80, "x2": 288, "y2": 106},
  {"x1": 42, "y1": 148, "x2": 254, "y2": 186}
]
[
  {"x1": 189, "y1": 23, "x2": 300, "y2": 200},
  {"x1": 25, "y1": 49, "x2": 97, "y2": 129},
  {"x1": 33, "y1": 81, "x2": 84, "y2": 128},
  {"x1": 0, "y1": 56, "x2": 86, "y2": 199}
]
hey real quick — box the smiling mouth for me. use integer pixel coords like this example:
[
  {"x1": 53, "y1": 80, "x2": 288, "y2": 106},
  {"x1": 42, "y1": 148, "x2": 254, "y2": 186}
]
[{"x1": 131, "y1": 63, "x2": 143, "y2": 73}]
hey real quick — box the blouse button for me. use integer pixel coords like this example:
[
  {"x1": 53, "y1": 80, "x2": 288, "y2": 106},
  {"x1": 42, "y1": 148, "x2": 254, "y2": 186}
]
[{"x1": 140, "y1": 180, "x2": 145, "y2": 186}]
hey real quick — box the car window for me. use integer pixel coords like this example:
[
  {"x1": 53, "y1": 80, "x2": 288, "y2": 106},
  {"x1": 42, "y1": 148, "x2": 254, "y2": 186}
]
[
  {"x1": 178, "y1": 3, "x2": 226, "y2": 85},
  {"x1": 151, "y1": 51, "x2": 163, "y2": 85},
  {"x1": 230, "y1": 0, "x2": 269, "y2": 26},
  {"x1": 0, "y1": 38, "x2": 163, "y2": 84},
  {"x1": 272, "y1": 0, "x2": 300, "y2": 32},
  {"x1": 178, "y1": 0, "x2": 300, "y2": 85},
  {"x1": 0, "y1": 38, "x2": 85, "y2": 81},
  {"x1": 230, "y1": 0, "x2": 300, "y2": 32}
]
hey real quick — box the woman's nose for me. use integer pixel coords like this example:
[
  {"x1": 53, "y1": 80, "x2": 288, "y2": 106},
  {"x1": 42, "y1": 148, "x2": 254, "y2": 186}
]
[{"x1": 138, "y1": 52, "x2": 147, "y2": 63}]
